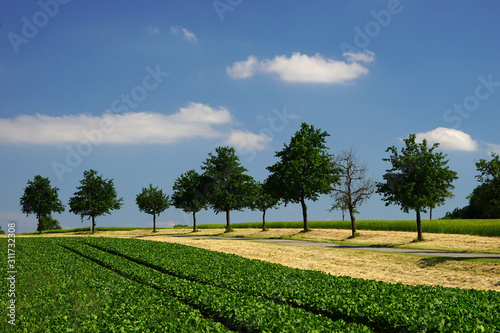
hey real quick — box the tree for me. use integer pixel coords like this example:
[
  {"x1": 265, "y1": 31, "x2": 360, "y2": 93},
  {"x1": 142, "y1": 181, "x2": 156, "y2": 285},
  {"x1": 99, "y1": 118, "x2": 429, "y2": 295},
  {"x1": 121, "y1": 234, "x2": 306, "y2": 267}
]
[
  {"x1": 266, "y1": 123, "x2": 341, "y2": 231},
  {"x1": 136, "y1": 184, "x2": 170, "y2": 232},
  {"x1": 443, "y1": 153, "x2": 500, "y2": 219},
  {"x1": 470, "y1": 153, "x2": 500, "y2": 218},
  {"x1": 201, "y1": 146, "x2": 254, "y2": 232},
  {"x1": 330, "y1": 148, "x2": 375, "y2": 237},
  {"x1": 20, "y1": 175, "x2": 65, "y2": 234},
  {"x1": 69, "y1": 169, "x2": 123, "y2": 233},
  {"x1": 376, "y1": 134, "x2": 458, "y2": 241},
  {"x1": 248, "y1": 180, "x2": 280, "y2": 230},
  {"x1": 171, "y1": 170, "x2": 208, "y2": 232},
  {"x1": 40, "y1": 215, "x2": 62, "y2": 231}
]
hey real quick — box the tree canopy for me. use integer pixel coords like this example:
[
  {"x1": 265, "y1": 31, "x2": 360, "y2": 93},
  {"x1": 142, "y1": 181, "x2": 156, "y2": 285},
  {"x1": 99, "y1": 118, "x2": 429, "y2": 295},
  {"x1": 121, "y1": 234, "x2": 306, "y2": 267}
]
[
  {"x1": 69, "y1": 169, "x2": 123, "y2": 232},
  {"x1": 248, "y1": 180, "x2": 280, "y2": 230},
  {"x1": 171, "y1": 169, "x2": 208, "y2": 232},
  {"x1": 201, "y1": 146, "x2": 254, "y2": 231},
  {"x1": 20, "y1": 175, "x2": 65, "y2": 234},
  {"x1": 376, "y1": 134, "x2": 458, "y2": 240},
  {"x1": 136, "y1": 184, "x2": 170, "y2": 232},
  {"x1": 446, "y1": 153, "x2": 500, "y2": 219},
  {"x1": 266, "y1": 122, "x2": 341, "y2": 231},
  {"x1": 40, "y1": 215, "x2": 62, "y2": 231}
]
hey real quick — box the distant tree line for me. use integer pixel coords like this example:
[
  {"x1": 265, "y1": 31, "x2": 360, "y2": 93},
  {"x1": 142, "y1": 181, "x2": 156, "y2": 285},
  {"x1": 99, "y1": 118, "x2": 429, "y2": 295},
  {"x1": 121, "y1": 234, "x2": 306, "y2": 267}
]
[
  {"x1": 18, "y1": 122, "x2": 498, "y2": 240},
  {"x1": 443, "y1": 153, "x2": 500, "y2": 219}
]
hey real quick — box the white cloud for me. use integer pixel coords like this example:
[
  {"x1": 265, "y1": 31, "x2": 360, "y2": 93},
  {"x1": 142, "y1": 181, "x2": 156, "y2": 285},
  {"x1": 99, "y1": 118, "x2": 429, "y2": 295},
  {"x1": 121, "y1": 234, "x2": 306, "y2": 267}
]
[
  {"x1": 226, "y1": 56, "x2": 259, "y2": 79},
  {"x1": 225, "y1": 130, "x2": 272, "y2": 151},
  {"x1": 485, "y1": 142, "x2": 500, "y2": 155},
  {"x1": 170, "y1": 26, "x2": 197, "y2": 43},
  {"x1": 226, "y1": 51, "x2": 374, "y2": 84},
  {"x1": 414, "y1": 127, "x2": 479, "y2": 152},
  {"x1": 343, "y1": 50, "x2": 375, "y2": 63},
  {"x1": 0, "y1": 102, "x2": 233, "y2": 145}
]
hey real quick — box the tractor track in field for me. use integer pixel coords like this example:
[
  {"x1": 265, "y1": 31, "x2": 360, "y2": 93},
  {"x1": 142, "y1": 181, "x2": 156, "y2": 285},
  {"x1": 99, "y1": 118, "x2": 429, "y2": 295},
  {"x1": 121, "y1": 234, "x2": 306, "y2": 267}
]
[{"x1": 158, "y1": 235, "x2": 500, "y2": 259}]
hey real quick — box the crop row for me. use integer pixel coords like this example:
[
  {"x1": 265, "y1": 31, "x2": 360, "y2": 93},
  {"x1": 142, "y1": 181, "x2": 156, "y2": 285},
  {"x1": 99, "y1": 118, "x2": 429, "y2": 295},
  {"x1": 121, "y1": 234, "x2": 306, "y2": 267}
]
[
  {"x1": 1, "y1": 238, "x2": 230, "y2": 333},
  {"x1": 61, "y1": 238, "x2": 371, "y2": 332},
  {"x1": 83, "y1": 237, "x2": 500, "y2": 332}
]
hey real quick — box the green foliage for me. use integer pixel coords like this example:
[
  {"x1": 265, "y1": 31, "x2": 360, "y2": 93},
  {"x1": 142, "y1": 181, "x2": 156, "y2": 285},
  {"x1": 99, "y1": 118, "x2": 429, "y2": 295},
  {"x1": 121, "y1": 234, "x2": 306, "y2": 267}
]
[
  {"x1": 68, "y1": 169, "x2": 123, "y2": 232},
  {"x1": 377, "y1": 134, "x2": 458, "y2": 240},
  {"x1": 470, "y1": 153, "x2": 500, "y2": 218},
  {"x1": 445, "y1": 153, "x2": 500, "y2": 219},
  {"x1": 267, "y1": 122, "x2": 341, "y2": 230},
  {"x1": 171, "y1": 169, "x2": 208, "y2": 231},
  {"x1": 39, "y1": 215, "x2": 62, "y2": 231},
  {"x1": 136, "y1": 184, "x2": 170, "y2": 232},
  {"x1": 19, "y1": 175, "x2": 65, "y2": 234},
  {"x1": 80, "y1": 237, "x2": 499, "y2": 332},
  {"x1": 62, "y1": 238, "x2": 369, "y2": 332},
  {"x1": 248, "y1": 180, "x2": 281, "y2": 229},
  {"x1": 1, "y1": 238, "x2": 229, "y2": 332},
  {"x1": 201, "y1": 146, "x2": 254, "y2": 230}
]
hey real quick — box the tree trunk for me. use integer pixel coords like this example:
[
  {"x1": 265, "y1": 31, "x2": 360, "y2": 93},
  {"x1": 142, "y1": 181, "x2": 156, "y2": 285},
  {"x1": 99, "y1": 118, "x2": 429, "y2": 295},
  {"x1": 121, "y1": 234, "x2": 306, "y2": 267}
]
[
  {"x1": 153, "y1": 213, "x2": 156, "y2": 233},
  {"x1": 262, "y1": 208, "x2": 266, "y2": 230},
  {"x1": 348, "y1": 205, "x2": 356, "y2": 237},
  {"x1": 92, "y1": 216, "x2": 96, "y2": 233},
  {"x1": 37, "y1": 213, "x2": 42, "y2": 234},
  {"x1": 342, "y1": 209, "x2": 345, "y2": 221},
  {"x1": 416, "y1": 210, "x2": 423, "y2": 241},
  {"x1": 225, "y1": 209, "x2": 231, "y2": 232},
  {"x1": 300, "y1": 195, "x2": 308, "y2": 231},
  {"x1": 429, "y1": 207, "x2": 433, "y2": 220},
  {"x1": 193, "y1": 211, "x2": 197, "y2": 232}
]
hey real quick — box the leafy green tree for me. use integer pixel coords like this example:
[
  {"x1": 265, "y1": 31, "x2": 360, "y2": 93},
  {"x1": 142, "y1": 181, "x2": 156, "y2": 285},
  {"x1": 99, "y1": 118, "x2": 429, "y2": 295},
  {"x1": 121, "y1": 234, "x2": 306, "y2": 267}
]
[
  {"x1": 249, "y1": 180, "x2": 280, "y2": 230},
  {"x1": 136, "y1": 184, "x2": 170, "y2": 232},
  {"x1": 470, "y1": 153, "x2": 500, "y2": 218},
  {"x1": 376, "y1": 134, "x2": 458, "y2": 241},
  {"x1": 69, "y1": 169, "x2": 123, "y2": 233},
  {"x1": 171, "y1": 170, "x2": 208, "y2": 232},
  {"x1": 266, "y1": 123, "x2": 341, "y2": 231},
  {"x1": 40, "y1": 215, "x2": 62, "y2": 231},
  {"x1": 20, "y1": 175, "x2": 65, "y2": 234},
  {"x1": 330, "y1": 148, "x2": 375, "y2": 237},
  {"x1": 201, "y1": 146, "x2": 254, "y2": 232},
  {"x1": 444, "y1": 154, "x2": 500, "y2": 219}
]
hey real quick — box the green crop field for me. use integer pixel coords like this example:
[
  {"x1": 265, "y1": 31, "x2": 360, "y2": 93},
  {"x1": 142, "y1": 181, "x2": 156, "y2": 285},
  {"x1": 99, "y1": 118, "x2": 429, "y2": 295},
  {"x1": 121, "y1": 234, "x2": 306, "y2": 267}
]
[
  {"x1": 2, "y1": 237, "x2": 498, "y2": 332},
  {"x1": 198, "y1": 219, "x2": 500, "y2": 237}
]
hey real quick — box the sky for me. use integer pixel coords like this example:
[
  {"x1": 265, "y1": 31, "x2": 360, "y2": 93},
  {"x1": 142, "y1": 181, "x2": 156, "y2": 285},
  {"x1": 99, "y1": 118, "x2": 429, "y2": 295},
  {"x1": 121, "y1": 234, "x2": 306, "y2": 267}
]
[{"x1": 1, "y1": 0, "x2": 499, "y2": 233}]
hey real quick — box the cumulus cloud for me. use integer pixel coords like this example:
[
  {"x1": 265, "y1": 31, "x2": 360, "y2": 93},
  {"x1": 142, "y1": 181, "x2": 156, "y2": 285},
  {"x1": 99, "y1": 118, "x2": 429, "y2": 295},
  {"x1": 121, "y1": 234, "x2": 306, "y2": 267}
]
[
  {"x1": 485, "y1": 142, "x2": 500, "y2": 155},
  {"x1": 226, "y1": 50, "x2": 374, "y2": 84},
  {"x1": 226, "y1": 55, "x2": 259, "y2": 79},
  {"x1": 414, "y1": 127, "x2": 479, "y2": 152},
  {"x1": 225, "y1": 130, "x2": 272, "y2": 151},
  {"x1": 170, "y1": 26, "x2": 197, "y2": 43},
  {"x1": 0, "y1": 102, "x2": 233, "y2": 145}
]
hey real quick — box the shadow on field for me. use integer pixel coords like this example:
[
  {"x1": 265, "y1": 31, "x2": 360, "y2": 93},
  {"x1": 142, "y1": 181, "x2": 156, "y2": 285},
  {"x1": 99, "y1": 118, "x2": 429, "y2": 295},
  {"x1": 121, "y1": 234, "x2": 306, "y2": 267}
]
[{"x1": 418, "y1": 257, "x2": 470, "y2": 268}]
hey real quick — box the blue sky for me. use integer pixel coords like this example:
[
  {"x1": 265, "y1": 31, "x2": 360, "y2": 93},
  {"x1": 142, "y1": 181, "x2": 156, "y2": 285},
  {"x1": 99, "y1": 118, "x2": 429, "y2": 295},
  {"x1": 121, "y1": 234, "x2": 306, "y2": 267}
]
[{"x1": 1, "y1": 0, "x2": 499, "y2": 233}]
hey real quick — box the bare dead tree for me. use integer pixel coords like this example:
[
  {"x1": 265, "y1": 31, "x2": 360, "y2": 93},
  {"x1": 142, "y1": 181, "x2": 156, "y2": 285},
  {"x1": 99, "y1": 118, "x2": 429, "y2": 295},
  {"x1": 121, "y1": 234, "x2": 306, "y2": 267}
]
[{"x1": 330, "y1": 148, "x2": 375, "y2": 237}]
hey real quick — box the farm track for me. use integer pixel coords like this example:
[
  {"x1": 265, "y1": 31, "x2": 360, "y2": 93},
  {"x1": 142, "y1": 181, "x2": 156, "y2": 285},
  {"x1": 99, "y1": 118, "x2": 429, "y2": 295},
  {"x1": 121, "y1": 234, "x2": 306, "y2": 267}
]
[{"x1": 153, "y1": 234, "x2": 500, "y2": 259}]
